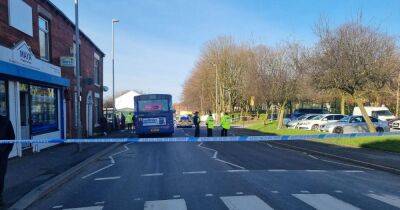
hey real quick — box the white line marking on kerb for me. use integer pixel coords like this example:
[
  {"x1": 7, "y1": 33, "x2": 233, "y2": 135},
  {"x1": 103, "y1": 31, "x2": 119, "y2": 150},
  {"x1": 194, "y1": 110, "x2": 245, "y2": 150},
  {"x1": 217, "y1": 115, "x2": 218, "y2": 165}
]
[
  {"x1": 367, "y1": 193, "x2": 400, "y2": 208},
  {"x1": 293, "y1": 194, "x2": 360, "y2": 210},
  {"x1": 141, "y1": 173, "x2": 164, "y2": 177},
  {"x1": 221, "y1": 195, "x2": 274, "y2": 210},
  {"x1": 144, "y1": 199, "x2": 187, "y2": 210},
  {"x1": 182, "y1": 171, "x2": 207, "y2": 175},
  {"x1": 94, "y1": 176, "x2": 121, "y2": 181}
]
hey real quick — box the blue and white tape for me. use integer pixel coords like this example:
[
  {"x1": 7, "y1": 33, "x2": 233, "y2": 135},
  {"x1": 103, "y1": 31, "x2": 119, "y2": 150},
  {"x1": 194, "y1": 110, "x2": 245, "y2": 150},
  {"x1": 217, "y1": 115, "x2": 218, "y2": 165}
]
[{"x1": 0, "y1": 132, "x2": 399, "y2": 144}]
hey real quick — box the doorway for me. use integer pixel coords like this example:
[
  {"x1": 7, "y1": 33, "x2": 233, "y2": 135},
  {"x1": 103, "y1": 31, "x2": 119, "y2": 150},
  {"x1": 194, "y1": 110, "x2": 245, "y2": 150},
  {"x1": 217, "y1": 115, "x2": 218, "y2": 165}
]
[{"x1": 19, "y1": 84, "x2": 31, "y2": 149}]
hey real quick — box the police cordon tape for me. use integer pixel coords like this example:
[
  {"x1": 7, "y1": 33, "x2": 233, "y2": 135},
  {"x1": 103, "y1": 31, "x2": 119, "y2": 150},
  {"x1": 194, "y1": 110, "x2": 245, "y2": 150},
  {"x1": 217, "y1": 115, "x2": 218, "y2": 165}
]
[{"x1": 0, "y1": 131, "x2": 400, "y2": 144}]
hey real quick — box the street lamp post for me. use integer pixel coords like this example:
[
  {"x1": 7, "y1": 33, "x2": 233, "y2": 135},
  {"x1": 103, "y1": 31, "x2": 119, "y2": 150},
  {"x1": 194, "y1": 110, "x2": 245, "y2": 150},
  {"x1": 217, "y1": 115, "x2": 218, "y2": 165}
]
[
  {"x1": 112, "y1": 19, "x2": 119, "y2": 129},
  {"x1": 74, "y1": 0, "x2": 81, "y2": 139}
]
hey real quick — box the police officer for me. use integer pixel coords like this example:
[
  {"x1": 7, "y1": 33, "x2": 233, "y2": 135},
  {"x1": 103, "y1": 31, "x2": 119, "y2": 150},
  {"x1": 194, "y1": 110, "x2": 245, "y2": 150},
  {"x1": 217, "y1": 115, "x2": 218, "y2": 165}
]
[
  {"x1": 193, "y1": 111, "x2": 200, "y2": 137},
  {"x1": 0, "y1": 115, "x2": 15, "y2": 207},
  {"x1": 126, "y1": 112, "x2": 134, "y2": 132},
  {"x1": 220, "y1": 112, "x2": 232, "y2": 136},
  {"x1": 205, "y1": 111, "x2": 215, "y2": 137}
]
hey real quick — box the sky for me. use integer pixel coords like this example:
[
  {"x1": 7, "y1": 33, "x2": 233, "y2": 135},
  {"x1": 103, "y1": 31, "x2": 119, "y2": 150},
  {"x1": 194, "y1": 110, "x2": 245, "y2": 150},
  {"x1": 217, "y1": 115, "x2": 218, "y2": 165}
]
[{"x1": 50, "y1": 0, "x2": 400, "y2": 102}]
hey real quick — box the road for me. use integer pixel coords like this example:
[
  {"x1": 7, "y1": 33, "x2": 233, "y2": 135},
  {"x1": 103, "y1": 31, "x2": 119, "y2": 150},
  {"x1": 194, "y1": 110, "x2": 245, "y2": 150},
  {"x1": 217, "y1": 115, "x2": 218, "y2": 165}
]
[{"x1": 29, "y1": 127, "x2": 400, "y2": 210}]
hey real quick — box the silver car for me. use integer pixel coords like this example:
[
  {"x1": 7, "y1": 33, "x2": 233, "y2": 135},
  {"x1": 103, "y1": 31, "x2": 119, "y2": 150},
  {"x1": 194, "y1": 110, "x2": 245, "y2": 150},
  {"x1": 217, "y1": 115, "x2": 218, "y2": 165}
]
[
  {"x1": 286, "y1": 114, "x2": 320, "y2": 129},
  {"x1": 322, "y1": 115, "x2": 389, "y2": 134}
]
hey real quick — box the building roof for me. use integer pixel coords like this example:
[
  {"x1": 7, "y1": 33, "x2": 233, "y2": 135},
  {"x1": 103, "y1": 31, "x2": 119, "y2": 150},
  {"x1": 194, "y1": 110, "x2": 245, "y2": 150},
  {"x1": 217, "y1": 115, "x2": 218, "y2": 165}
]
[{"x1": 43, "y1": 0, "x2": 105, "y2": 57}]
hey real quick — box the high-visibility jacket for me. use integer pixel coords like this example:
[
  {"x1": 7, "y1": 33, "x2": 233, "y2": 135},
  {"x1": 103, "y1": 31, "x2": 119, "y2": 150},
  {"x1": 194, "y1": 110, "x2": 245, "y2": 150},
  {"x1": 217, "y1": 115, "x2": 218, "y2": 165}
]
[
  {"x1": 221, "y1": 115, "x2": 232, "y2": 130},
  {"x1": 126, "y1": 114, "x2": 133, "y2": 124},
  {"x1": 206, "y1": 116, "x2": 215, "y2": 129}
]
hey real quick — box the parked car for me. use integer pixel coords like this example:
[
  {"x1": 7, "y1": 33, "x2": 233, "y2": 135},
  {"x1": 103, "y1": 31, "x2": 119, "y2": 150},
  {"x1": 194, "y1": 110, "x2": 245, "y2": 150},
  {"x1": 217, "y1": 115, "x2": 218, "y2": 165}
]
[
  {"x1": 286, "y1": 114, "x2": 320, "y2": 129},
  {"x1": 322, "y1": 115, "x2": 389, "y2": 134},
  {"x1": 353, "y1": 106, "x2": 396, "y2": 121},
  {"x1": 285, "y1": 108, "x2": 329, "y2": 123},
  {"x1": 297, "y1": 114, "x2": 347, "y2": 130},
  {"x1": 176, "y1": 115, "x2": 194, "y2": 128}
]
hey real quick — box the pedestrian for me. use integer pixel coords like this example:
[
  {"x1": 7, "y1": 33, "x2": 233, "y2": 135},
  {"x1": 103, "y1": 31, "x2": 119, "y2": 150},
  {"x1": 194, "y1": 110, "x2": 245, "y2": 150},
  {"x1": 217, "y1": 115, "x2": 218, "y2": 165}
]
[
  {"x1": 120, "y1": 113, "x2": 126, "y2": 130},
  {"x1": 193, "y1": 111, "x2": 200, "y2": 137},
  {"x1": 126, "y1": 112, "x2": 134, "y2": 132},
  {"x1": 100, "y1": 115, "x2": 108, "y2": 136},
  {"x1": 205, "y1": 111, "x2": 214, "y2": 137},
  {"x1": 220, "y1": 112, "x2": 232, "y2": 137},
  {"x1": 0, "y1": 115, "x2": 15, "y2": 208}
]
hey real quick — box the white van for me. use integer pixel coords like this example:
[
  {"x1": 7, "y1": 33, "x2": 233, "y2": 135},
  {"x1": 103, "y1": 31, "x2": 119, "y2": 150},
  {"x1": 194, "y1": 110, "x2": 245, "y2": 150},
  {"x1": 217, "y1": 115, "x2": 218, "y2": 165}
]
[{"x1": 353, "y1": 106, "x2": 396, "y2": 121}]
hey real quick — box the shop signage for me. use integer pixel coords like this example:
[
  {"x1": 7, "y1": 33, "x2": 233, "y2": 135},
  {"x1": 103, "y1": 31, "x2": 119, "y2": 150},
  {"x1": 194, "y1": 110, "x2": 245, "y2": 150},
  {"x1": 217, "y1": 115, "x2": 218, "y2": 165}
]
[
  {"x1": 13, "y1": 41, "x2": 34, "y2": 65},
  {"x1": 60, "y1": 56, "x2": 75, "y2": 67}
]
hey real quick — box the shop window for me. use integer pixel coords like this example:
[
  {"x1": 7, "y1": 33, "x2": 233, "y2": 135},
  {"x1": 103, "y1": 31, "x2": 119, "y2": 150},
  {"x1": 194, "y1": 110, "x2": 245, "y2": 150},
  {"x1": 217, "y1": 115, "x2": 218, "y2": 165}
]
[
  {"x1": 30, "y1": 85, "x2": 58, "y2": 134},
  {"x1": 39, "y1": 16, "x2": 50, "y2": 61},
  {"x1": 0, "y1": 80, "x2": 7, "y2": 117}
]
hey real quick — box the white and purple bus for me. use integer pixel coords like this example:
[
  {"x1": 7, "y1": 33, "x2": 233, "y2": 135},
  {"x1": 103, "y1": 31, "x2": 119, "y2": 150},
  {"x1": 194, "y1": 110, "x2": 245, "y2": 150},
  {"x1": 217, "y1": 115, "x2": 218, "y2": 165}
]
[{"x1": 134, "y1": 94, "x2": 175, "y2": 136}]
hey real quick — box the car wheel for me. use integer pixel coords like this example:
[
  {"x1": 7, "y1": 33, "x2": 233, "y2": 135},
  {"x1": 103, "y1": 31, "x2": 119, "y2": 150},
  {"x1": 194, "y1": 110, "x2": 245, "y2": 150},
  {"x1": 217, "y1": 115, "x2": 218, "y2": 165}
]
[
  {"x1": 376, "y1": 127, "x2": 384, "y2": 133},
  {"x1": 333, "y1": 127, "x2": 343, "y2": 134},
  {"x1": 311, "y1": 124, "x2": 319, "y2": 130}
]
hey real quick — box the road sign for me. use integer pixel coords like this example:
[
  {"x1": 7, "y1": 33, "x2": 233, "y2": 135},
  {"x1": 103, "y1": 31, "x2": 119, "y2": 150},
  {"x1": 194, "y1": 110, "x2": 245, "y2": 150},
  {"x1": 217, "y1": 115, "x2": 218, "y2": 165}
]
[{"x1": 60, "y1": 56, "x2": 75, "y2": 67}]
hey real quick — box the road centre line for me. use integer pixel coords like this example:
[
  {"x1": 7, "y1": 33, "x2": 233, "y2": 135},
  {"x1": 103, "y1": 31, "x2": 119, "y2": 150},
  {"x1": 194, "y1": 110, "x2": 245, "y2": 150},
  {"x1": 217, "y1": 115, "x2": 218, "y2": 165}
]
[
  {"x1": 343, "y1": 170, "x2": 364, "y2": 173},
  {"x1": 182, "y1": 171, "x2": 207, "y2": 174},
  {"x1": 94, "y1": 176, "x2": 121, "y2": 181},
  {"x1": 267, "y1": 169, "x2": 287, "y2": 172},
  {"x1": 306, "y1": 170, "x2": 326, "y2": 172},
  {"x1": 215, "y1": 158, "x2": 245, "y2": 170},
  {"x1": 141, "y1": 173, "x2": 164, "y2": 177},
  {"x1": 227, "y1": 169, "x2": 249, "y2": 173}
]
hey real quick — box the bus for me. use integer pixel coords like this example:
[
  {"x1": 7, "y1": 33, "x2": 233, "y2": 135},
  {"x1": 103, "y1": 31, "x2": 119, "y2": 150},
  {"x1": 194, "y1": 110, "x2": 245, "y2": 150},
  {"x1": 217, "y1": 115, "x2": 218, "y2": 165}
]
[{"x1": 134, "y1": 94, "x2": 175, "y2": 136}]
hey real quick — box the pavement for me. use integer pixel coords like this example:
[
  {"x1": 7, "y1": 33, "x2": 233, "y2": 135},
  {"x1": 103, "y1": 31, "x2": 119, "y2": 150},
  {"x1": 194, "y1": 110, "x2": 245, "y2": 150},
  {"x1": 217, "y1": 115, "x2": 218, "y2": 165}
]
[
  {"x1": 3, "y1": 131, "x2": 134, "y2": 209},
  {"x1": 24, "y1": 127, "x2": 400, "y2": 210}
]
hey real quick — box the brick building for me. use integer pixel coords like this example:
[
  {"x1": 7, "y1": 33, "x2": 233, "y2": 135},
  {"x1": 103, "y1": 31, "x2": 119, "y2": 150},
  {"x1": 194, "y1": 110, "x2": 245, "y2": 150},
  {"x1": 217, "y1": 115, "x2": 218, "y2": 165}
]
[{"x1": 0, "y1": 0, "x2": 104, "y2": 157}]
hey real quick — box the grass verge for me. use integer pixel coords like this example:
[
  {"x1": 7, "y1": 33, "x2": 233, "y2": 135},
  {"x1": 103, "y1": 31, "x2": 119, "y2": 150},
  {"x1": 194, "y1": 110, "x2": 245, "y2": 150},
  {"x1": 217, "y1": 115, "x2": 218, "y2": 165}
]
[
  {"x1": 246, "y1": 120, "x2": 321, "y2": 135},
  {"x1": 316, "y1": 136, "x2": 400, "y2": 153}
]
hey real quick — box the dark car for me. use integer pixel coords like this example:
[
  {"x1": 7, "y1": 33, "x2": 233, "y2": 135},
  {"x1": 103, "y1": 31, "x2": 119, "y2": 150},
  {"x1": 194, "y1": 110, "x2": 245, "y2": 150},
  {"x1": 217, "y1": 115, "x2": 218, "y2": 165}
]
[{"x1": 289, "y1": 108, "x2": 328, "y2": 120}]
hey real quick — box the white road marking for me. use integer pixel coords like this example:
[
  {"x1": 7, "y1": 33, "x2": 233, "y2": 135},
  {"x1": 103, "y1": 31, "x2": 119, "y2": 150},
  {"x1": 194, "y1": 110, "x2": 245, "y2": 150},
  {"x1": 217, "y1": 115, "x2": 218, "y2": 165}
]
[
  {"x1": 271, "y1": 191, "x2": 279, "y2": 194},
  {"x1": 205, "y1": 194, "x2": 214, "y2": 197},
  {"x1": 198, "y1": 142, "x2": 218, "y2": 159},
  {"x1": 293, "y1": 194, "x2": 360, "y2": 210},
  {"x1": 173, "y1": 195, "x2": 181, "y2": 198},
  {"x1": 268, "y1": 169, "x2": 287, "y2": 172},
  {"x1": 220, "y1": 195, "x2": 274, "y2": 210},
  {"x1": 343, "y1": 170, "x2": 364, "y2": 173},
  {"x1": 215, "y1": 158, "x2": 245, "y2": 169},
  {"x1": 141, "y1": 173, "x2": 164, "y2": 177},
  {"x1": 94, "y1": 201, "x2": 105, "y2": 205},
  {"x1": 300, "y1": 190, "x2": 310, "y2": 193},
  {"x1": 63, "y1": 206, "x2": 103, "y2": 210},
  {"x1": 308, "y1": 155, "x2": 318, "y2": 159},
  {"x1": 82, "y1": 164, "x2": 114, "y2": 179},
  {"x1": 266, "y1": 143, "x2": 274, "y2": 148},
  {"x1": 306, "y1": 170, "x2": 326, "y2": 172},
  {"x1": 144, "y1": 199, "x2": 187, "y2": 210},
  {"x1": 94, "y1": 176, "x2": 121, "y2": 181},
  {"x1": 334, "y1": 190, "x2": 343, "y2": 193},
  {"x1": 367, "y1": 193, "x2": 400, "y2": 208},
  {"x1": 81, "y1": 143, "x2": 133, "y2": 179},
  {"x1": 227, "y1": 169, "x2": 249, "y2": 173},
  {"x1": 182, "y1": 171, "x2": 207, "y2": 175},
  {"x1": 52, "y1": 205, "x2": 63, "y2": 209},
  {"x1": 236, "y1": 192, "x2": 244, "y2": 195},
  {"x1": 318, "y1": 158, "x2": 373, "y2": 170},
  {"x1": 134, "y1": 198, "x2": 142, "y2": 201},
  {"x1": 198, "y1": 142, "x2": 245, "y2": 169}
]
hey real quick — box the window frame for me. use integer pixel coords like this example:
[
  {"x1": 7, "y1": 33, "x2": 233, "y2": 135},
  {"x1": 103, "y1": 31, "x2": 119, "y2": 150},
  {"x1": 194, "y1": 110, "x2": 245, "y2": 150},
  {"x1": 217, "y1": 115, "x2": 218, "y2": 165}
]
[
  {"x1": 93, "y1": 53, "x2": 100, "y2": 85},
  {"x1": 38, "y1": 16, "x2": 50, "y2": 61}
]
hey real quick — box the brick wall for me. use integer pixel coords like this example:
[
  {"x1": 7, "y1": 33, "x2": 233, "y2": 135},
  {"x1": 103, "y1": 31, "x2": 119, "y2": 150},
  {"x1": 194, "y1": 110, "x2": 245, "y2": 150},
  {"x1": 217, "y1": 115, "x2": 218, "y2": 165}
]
[{"x1": 0, "y1": 0, "x2": 104, "y2": 138}]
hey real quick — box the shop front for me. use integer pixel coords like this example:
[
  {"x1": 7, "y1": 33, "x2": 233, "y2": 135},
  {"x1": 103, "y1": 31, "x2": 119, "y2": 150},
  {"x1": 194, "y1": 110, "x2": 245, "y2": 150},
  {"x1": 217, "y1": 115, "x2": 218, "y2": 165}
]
[{"x1": 0, "y1": 41, "x2": 69, "y2": 158}]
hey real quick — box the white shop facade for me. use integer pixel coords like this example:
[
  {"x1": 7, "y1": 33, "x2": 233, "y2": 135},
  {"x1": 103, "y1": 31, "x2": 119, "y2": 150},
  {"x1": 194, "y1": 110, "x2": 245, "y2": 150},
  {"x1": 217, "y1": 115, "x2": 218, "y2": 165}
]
[{"x1": 0, "y1": 41, "x2": 69, "y2": 158}]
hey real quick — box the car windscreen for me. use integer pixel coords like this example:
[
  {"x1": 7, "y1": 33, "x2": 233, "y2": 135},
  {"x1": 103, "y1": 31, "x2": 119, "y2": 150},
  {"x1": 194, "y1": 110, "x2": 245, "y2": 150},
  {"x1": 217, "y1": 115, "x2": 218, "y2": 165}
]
[
  {"x1": 306, "y1": 115, "x2": 318, "y2": 119},
  {"x1": 311, "y1": 115, "x2": 324, "y2": 120},
  {"x1": 137, "y1": 99, "x2": 170, "y2": 112},
  {"x1": 372, "y1": 110, "x2": 393, "y2": 116}
]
